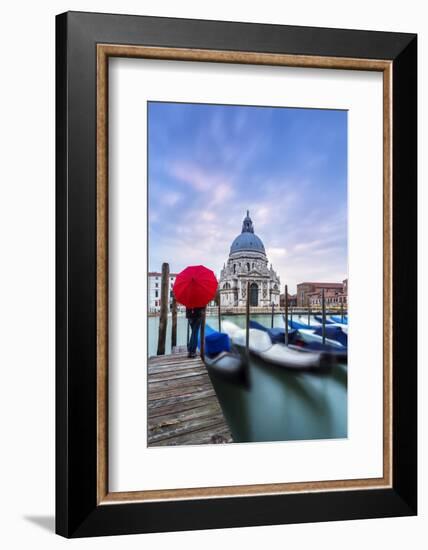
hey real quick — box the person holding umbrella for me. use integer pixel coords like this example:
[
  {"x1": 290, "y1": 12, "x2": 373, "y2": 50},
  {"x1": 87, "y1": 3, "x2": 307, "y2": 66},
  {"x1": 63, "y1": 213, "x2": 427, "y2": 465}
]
[
  {"x1": 172, "y1": 265, "x2": 218, "y2": 359},
  {"x1": 185, "y1": 306, "x2": 205, "y2": 358}
]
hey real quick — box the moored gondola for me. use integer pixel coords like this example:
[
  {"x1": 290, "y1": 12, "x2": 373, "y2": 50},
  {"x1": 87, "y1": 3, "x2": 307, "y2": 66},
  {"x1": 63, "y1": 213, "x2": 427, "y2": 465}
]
[
  {"x1": 199, "y1": 324, "x2": 246, "y2": 384},
  {"x1": 221, "y1": 321, "x2": 334, "y2": 372}
]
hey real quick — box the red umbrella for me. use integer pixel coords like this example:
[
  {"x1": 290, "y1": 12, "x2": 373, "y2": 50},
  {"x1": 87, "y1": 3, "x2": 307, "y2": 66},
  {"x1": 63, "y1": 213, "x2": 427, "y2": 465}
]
[{"x1": 173, "y1": 265, "x2": 218, "y2": 308}]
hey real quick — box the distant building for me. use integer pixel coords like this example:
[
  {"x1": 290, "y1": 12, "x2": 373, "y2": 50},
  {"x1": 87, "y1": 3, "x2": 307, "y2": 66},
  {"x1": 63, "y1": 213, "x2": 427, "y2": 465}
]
[
  {"x1": 148, "y1": 271, "x2": 179, "y2": 312},
  {"x1": 296, "y1": 280, "x2": 347, "y2": 307},
  {"x1": 219, "y1": 211, "x2": 280, "y2": 307},
  {"x1": 280, "y1": 293, "x2": 297, "y2": 307}
]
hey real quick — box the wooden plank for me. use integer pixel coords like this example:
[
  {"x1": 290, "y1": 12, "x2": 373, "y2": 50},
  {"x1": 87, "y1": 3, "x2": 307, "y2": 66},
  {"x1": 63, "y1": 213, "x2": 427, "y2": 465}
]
[
  {"x1": 151, "y1": 424, "x2": 232, "y2": 446},
  {"x1": 149, "y1": 351, "x2": 191, "y2": 361},
  {"x1": 148, "y1": 384, "x2": 213, "y2": 402},
  {"x1": 148, "y1": 368, "x2": 208, "y2": 382},
  {"x1": 148, "y1": 355, "x2": 203, "y2": 368},
  {"x1": 147, "y1": 388, "x2": 216, "y2": 411},
  {"x1": 148, "y1": 395, "x2": 220, "y2": 419},
  {"x1": 147, "y1": 352, "x2": 232, "y2": 446},
  {"x1": 148, "y1": 362, "x2": 205, "y2": 373},
  {"x1": 148, "y1": 358, "x2": 204, "y2": 370},
  {"x1": 148, "y1": 413, "x2": 226, "y2": 444},
  {"x1": 148, "y1": 402, "x2": 221, "y2": 430},
  {"x1": 148, "y1": 373, "x2": 210, "y2": 392}
]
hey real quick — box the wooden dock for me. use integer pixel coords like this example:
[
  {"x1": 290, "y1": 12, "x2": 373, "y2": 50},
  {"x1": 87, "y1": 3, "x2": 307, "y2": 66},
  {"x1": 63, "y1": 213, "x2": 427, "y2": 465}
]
[{"x1": 147, "y1": 350, "x2": 233, "y2": 446}]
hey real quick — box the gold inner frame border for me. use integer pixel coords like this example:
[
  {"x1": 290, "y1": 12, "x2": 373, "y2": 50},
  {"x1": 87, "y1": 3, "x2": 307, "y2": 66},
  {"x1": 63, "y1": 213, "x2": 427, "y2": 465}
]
[{"x1": 96, "y1": 44, "x2": 393, "y2": 505}]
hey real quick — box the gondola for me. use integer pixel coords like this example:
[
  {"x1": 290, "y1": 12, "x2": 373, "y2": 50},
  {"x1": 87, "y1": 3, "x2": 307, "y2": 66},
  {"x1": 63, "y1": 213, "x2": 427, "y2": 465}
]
[
  {"x1": 313, "y1": 325, "x2": 347, "y2": 346},
  {"x1": 221, "y1": 321, "x2": 333, "y2": 372},
  {"x1": 314, "y1": 315, "x2": 335, "y2": 325},
  {"x1": 331, "y1": 315, "x2": 348, "y2": 325},
  {"x1": 249, "y1": 319, "x2": 296, "y2": 344},
  {"x1": 288, "y1": 319, "x2": 320, "y2": 330},
  {"x1": 289, "y1": 328, "x2": 347, "y2": 363},
  {"x1": 198, "y1": 324, "x2": 245, "y2": 384},
  {"x1": 251, "y1": 318, "x2": 347, "y2": 361}
]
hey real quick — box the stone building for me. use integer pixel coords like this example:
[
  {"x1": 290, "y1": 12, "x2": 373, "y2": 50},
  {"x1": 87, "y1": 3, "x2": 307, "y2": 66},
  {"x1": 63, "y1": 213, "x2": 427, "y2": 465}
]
[
  {"x1": 296, "y1": 280, "x2": 347, "y2": 308},
  {"x1": 148, "y1": 271, "x2": 178, "y2": 312},
  {"x1": 219, "y1": 211, "x2": 280, "y2": 307}
]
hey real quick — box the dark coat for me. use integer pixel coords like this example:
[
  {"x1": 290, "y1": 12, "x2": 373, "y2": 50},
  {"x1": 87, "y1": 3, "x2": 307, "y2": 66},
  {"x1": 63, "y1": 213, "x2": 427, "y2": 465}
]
[{"x1": 185, "y1": 307, "x2": 204, "y2": 320}]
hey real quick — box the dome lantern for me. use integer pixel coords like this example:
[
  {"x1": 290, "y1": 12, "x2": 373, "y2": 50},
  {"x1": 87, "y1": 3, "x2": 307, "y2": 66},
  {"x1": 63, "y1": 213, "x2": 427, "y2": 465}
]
[{"x1": 229, "y1": 211, "x2": 266, "y2": 256}]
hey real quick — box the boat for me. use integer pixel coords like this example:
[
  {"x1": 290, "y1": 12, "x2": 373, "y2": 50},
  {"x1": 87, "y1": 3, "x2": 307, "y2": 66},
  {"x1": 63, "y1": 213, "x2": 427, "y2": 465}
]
[
  {"x1": 199, "y1": 324, "x2": 245, "y2": 384},
  {"x1": 289, "y1": 328, "x2": 347, "y2": 362},
  {"x1": 250, "y1": 318, "x2": 347, "y2": 361},
  {"x1": 249, "y1": 319, "x2": 296, "y2": 344},
  {"x1": 331, "y1": 315, "x2": 348, "y2": 325},
  {"x1": 314, "y1": 315, "x2": 335, "y2": 325},
  {"x1": 288, "y1": 319, "x2": 320, "y2": 330},
  {"x1": 313, "y1": 325, "x2": 347, "y2": 346},
  {"x1": 221, "y1": 321, "x2": 334, "y2": 372}
]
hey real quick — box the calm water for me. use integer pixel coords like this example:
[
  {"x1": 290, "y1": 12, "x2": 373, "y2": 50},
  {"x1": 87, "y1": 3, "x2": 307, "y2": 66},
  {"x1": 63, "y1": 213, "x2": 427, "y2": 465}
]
[
  {"x1": 148, "y1": 314, "x2": 347, "y2": 443},
  {"x1": 148, "y1": 312, "x2": 286, "y2": 357}
]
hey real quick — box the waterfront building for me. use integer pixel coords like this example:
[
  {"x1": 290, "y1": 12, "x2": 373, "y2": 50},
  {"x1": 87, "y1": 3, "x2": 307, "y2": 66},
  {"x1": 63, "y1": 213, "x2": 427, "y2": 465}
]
[
  {"x1": 296, "y1": 279, "x2": 348, "y2": 308},
  {"x1": 219, "y1": 211, "x2": 280, "y2": 307},
  {"x1": 280, "y1": 293, "x2": 297, "y2": 307},
  {"x1": 148, "y1": 271, "x2": 179, "y2": 312}
]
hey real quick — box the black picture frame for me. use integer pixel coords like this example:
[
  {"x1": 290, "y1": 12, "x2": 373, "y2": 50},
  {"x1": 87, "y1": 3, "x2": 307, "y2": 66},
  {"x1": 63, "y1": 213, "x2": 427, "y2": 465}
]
[{"x1": 56, "y1": 11, "x2": 417, "y2": 538}]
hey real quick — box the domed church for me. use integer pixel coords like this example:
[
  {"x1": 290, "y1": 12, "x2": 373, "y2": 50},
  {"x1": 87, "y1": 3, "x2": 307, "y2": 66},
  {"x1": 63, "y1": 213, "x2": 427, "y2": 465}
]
[{"x1": 219, "y1": 211, "x2": 281, "y2": 308}]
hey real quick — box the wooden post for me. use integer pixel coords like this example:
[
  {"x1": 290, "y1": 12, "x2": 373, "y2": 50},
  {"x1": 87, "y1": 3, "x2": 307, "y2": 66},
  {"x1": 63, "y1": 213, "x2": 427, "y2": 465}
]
[
  {"x1": 321, "y1": 288, "x2": 326, "y2": 345},
  {"x1": 157, "y1": 262, "x2": 169, "y2": 355},
  {"x1": 246, "y1": 281, "x2": 250, "y2": 362},
  {"x1": 341, "y1": 299, "x2": 344, "y2": 323},
  {"x1": 200, "y1": 308, "x2": 206, "y2": 361},
  {"x1": 308, "y1": 304, "x2": 311, "y2": 327},
  {"x1": 284, "y1": 284, "x2": 289, "y2": 344},
  {"x1": 171, "y1": 296, "x2": 177, "y2": 350},
  {"x1": 218, "y1": 299, "x2": 222, "y2": 333},
  {"x1": 271, "y1": 301, "x2": 275, "y2": 328}
]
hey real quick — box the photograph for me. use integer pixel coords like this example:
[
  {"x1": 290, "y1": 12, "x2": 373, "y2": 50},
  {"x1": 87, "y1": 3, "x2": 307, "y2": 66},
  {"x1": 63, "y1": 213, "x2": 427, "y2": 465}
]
[{"x1": 147, "y1": 101, "x2": 348, "y2": 447}]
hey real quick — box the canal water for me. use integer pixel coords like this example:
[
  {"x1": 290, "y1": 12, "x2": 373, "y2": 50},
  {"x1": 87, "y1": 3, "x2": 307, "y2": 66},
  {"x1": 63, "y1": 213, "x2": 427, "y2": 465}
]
[
  {"x1": 148, "y1": 313, "x2": 286, "y2": 357},
  {"x1": 148, "y1": 314, "x2": 347, "y2": 443}
]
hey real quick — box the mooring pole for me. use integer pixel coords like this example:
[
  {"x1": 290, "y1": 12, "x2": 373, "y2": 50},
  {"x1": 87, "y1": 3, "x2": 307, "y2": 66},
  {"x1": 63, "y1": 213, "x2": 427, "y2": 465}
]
[
  {"x1": 285, "y1": 284, "x2": 289, "y2": 344},
  {"x1": 341, "y1": 299, "x2": 344, "y2": 323},
  {"x1": 171, "y1": 296, "x2": 177, "y2": 351},
  {"x1": 321, "y1": 288, "x2": 326, "y2": 345},
  {"x1": 271, "y1": 301, "x2": 275, "y2": 328},
  {"x1": 200, "y1": 308, "x2": 206, "y2": 361},
  {"x1": 157, "y1": 262, "x2": 169, "y2": 355},
  {"x1": 246, "y1": 281, "x2": 250, "y2": 362},
  {"x1": 218, "y1": 298, "x2": 222, "y2": 333},
  {"x1": 308, "y1": 304, "x2": 311, "y2": 327}
]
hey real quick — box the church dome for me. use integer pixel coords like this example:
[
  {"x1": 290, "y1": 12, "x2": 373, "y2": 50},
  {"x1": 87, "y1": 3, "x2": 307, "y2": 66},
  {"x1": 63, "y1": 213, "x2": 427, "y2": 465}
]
[{"x1": 229, "y1": 211, "x2": 266, "y2": 255}]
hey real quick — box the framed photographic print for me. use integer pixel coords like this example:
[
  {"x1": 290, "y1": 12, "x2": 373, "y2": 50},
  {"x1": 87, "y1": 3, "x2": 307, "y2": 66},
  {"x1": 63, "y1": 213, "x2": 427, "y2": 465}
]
[{"x1": 56, "y1": 11, "x2": 417, "y2": 537}]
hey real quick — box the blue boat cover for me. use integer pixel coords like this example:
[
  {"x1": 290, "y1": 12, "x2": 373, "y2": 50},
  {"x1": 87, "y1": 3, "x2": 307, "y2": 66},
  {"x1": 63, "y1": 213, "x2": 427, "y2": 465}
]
[
  {"x1": 249, "y1": 320, "x2": 268, "y2": 332},
  {"x1": 314, "y1": 326, "x2": 348, "y2": 346},
  {"x1": 331, "y1": 315, "x2": 348, "y2": 325},
  {"x1": 314, "y1": 315, "x2": 334, "y2": 325},
  {"x1": 249, "y1": 319, "x2": 297, "y2": 344},
  {"x1": 205, "y1": 331, "x2": 231, "y2": 355},
  {"x1": 289, "y1": 319, "x2": 319, "y2": 330},
  {"x1": 267, "y1": 328, "x2": 284, "y2": 343}
]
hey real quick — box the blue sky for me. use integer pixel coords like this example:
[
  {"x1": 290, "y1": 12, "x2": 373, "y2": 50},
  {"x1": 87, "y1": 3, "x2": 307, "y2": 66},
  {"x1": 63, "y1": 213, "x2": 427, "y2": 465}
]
[{"x1": 148, "y1": 102, "x2": 347, "y2": 293}]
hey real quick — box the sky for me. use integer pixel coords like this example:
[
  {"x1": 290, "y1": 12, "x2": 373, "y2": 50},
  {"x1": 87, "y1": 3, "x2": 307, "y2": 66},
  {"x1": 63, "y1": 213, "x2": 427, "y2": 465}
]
[{"x1": 148, "y1": 101, "x2": 347, "y2": 294}]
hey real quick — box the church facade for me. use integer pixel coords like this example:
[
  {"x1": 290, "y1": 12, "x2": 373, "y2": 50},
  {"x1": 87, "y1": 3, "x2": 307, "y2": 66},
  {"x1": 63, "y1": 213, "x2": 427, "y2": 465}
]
[{"x1": 219, "y1": 211, "x2": 281, "y2": 308}]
